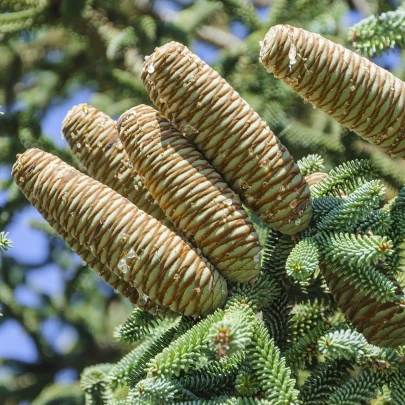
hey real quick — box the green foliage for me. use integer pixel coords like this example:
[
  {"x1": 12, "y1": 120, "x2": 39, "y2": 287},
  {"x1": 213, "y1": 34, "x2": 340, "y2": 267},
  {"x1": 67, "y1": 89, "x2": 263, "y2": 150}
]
[
  {"x1": 247, "y1": 322, "x2": 299, "y2": 404},
  {"x1": 286, "y1": 238, "x2": 320, "y2": 281},
  {"x1": 113, "y1": 308, "x2": 164, "y2": 344},
  {"x1": 349, "y1": 9, "x2": 405, "y2": 57},
  {"x1": 311, "y1": 160, "x2": 376, "y2": 198},
  {"x1": 328, "y1": 368, "x2": 387, "y2": 405},
  {"x1": 80, "y1": 364, "x2": 114, "y2": 405},
  {"x1": 297, "y1": 154, "x2": 325, "y2": 175}
]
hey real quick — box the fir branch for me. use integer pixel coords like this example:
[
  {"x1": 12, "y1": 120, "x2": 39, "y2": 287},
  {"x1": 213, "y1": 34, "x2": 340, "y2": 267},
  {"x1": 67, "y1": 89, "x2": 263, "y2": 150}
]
[
  {"x1": 113, "y1": 308, "x2": 165, "y2": 344},
  {"x1": 289, "y1": 300, "x2": 334, "y2": 342},
  {"x1": 80, "y1": 364, "x2": 114, "y2": 405},
  {"x1": 311, "y1": 160, "x2": 376, "y2": 199},
  {"x1": 207, "y1": 303, "x2": 255, "y2": 359},
  {"x1": 349, "y1": 10, "x2": 405, "y2": 57},
  {"x1": 248, "y1": 322, "x2": 299, "y2": 404},
  {"x1": 356, "y1": 209, "x2": 392, "y2": 236},
  {"x1": 0, "y1": 231, "x2": 12, "y2": 253},
  {"x1": 213, "y1": 0, "x2": 261, "y2": 30},
  {"x1": 389, "y1": 370, "x2": 405, "y2": 405},
  {"x1": 316, "y1": 181, "x2": 385, "y2": 233},
  {"x1": 262, "y1": 294, "x2": 293, "y2": 349},
  {"x1": 108, "y1": 320, "x2": 182, "y2": 390},
  {"x1": 313, "y1": 197, "x2": 344, "y2": 219},
  {"x1": 262, "y1": 230, "x2": 295, "y2": 281},
  {"x1": 286, "y1": 238, "x2": 320, "y2": 281},
  {"x1": 131, "y1": 377, "x2": 199, "y2": 404},
  {"x1": 298, "y1": 360, "x2": 352, "y2": 405},
  {"x1": 285, "y1": 321, "x2": 332, "y2": 371},
  {"x1": 227, "y1": 272, "x2": 281, "y2": 312},
  {"x1": 177, "y1": 353, "x2": 243, "y2": 397},
  {"x1": 146, "y1": 311, "x2": 225, "y2": 378},
  {"x1": 328, "y1": 368, "x2": 387, "y2": 405},
  {"x1": 317, "y1": 328, "x2": 369, "y2": 361},
  {"x1": 317, "y1": 233, "x2": 393, "y2": 269},
  {"x1": 234, "y1": 361, "x2": 261, "y2": 396},
  {"x1": 297, "y1": 154, "x2": 324, "y2": 175},
  {"x1": 322, "y1": 260, "x2": 398, "y2": 304},
  {"x1": 129, "y1": 317, "x2": 194, "y2": 387}
]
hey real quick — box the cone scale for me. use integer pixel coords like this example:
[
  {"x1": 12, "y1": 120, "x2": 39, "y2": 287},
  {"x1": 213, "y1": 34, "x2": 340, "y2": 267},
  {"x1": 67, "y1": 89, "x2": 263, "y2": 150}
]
[
  {"x1": 118, "y1": 104, "x2": 261, "y2": 283},
  {"x1": 62, "y1": 104, "x2": 169, "y2": 226},
  {"x1": 141, "y1": 42, "x2": 312, "y2": 235},
  {"x1": 12, "y1": 149, "x2": 228, "y2": 317},
  {"x1": 260, "y1": 24, "x2": 405, "y2": 159}
]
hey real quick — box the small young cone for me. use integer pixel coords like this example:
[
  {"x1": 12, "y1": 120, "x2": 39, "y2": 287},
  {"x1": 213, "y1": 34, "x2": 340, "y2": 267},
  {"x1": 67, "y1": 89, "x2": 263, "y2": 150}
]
[
  {"x1": 12, "y1": 149, "x2": 228, "y2": 317},
  {"x1": 260, "y1": 24, "x2": 405, "y2": 159},
  {"x1": 118, "y1": 104, "x2": 261, "y2": 283},
  {"x1": 322, "y1": 264, "x2": 405, "y2": 348},
  {"x1": 30, "y1": 199, "x2": 163, "y2": 313},
  {"x1": 62, "y1": 104, "x2": 170, "y2": 226},
  {"x1": 141, "y1": 42, "x2": 312, "y2": 235}
]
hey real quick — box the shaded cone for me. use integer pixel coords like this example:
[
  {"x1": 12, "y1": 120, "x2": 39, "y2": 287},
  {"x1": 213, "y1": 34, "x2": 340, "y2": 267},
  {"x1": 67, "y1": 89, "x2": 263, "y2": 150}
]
[
  {"x1": 260, "y1": 24, "x2": 405, "y2": 159},
  {"x1": 118, "y1": 104, "x2": 261, "y2": 283},
  {"x1": 12, "y1": 149, "x2": 227, "y2": 317},
  {"x1": 62, "y1": 104, "x2": 171, "y2": 227},
  {"x1": 321, "y1": 263, "x2": 405, "y2": 348},
  {"x1": 141, "y1": 42, "x2": 312, "y2": 235}
]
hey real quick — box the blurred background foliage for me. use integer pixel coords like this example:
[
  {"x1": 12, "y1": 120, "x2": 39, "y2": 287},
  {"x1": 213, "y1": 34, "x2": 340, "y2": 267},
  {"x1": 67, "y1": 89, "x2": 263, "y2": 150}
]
[{"x1": 1, "y1": 0, "x2": 405, "y2": 404}]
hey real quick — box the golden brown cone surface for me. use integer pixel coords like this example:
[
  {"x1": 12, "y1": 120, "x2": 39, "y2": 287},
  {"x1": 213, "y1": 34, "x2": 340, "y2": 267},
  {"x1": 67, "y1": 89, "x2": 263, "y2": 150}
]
[
  {"x1": 62, "y1": 104, "x2": 171, "y2": 228},
  {"x1": 118, "y1": 104, "x2": 261, "y2": 283},
  {"x1": 12, "y1": 149, "x2": 228, "y2": 317},
  {"x1": 141, "y1": 41, "x2": 312, "y2": 235},
  {"x1": 322, "y1": 264, "x2": 405, "y2": 348},
  {"x1": 260, "y1": 24, "x2": 405, "y2": 159},
  {"x1": 29, "y1": 198, "x2": 164, "y2": 313}
]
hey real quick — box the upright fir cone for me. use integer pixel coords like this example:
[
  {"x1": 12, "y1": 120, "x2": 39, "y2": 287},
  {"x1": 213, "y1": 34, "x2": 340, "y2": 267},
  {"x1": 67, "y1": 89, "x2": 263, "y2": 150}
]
[
  {"x1": 62, "y1": 104, "x2": 170, "y2": 226},
  {"x1": 260, "y1": 24, "x2": 405, "y2": 159},
  {"x1": 12, "y1": 149, "x2": 227, "y2": 317},
  {"x1": 141, "y1": 42, "x2": 312, "y2": 235},
  {"x1": 30, "y1": 199, "x2": 163, "y2": 313},
  {"x1": 322, "y1": 264, "x2": 405, "y2": 348},
  {"x1": 118, "y1": 104, "x2": 261, "y2": 283}
]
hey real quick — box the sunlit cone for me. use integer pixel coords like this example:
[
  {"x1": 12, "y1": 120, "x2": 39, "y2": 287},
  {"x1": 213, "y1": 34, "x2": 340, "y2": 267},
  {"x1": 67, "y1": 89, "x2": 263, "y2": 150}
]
[
  {"x1": 260, "y1": 24, "x2": 405, "y2": 159},
  {"x1": 322, "y1": 263, "x2": 405, "y2": 348},
  {"x1": 29, "y1": 198, "x2": 164, "y2": 313},
  {"x1": 62, "y1": 104, "x2": 170, "y2": 227},
  {"x1": 141, "y1": 42, "x2": 312, "y2": 235},
  {"x1": 12, "y1": 148, "x2": 228, "y2": 317},
  {"x1": 118, "y1": 104, "x2": 261, "y2": 283}
]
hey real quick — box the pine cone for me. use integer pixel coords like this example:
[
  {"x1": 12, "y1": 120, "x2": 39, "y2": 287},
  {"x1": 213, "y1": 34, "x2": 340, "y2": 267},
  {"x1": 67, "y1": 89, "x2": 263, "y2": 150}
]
[
  {"x1": 141, "y1": 41, "x2": 312, "y2": 235},
  {"x1": 12, "y1": 148, "x2": 228, "y2": 317},
  {"x1": 118, "y1": 104, "x2": 261, "y2": 283},
  {"x1": 62, "y1": 104, "x2": 170, "y2": 226},
  {"x1": 29, "y1": 197, "x2": 164, "y2": 313},
  {"x1": 260, "y1": 24, "x2": 405, "y2": 158},
  {"x1": 322, "y1": 263, "x2": 405, "y2": 348}
]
